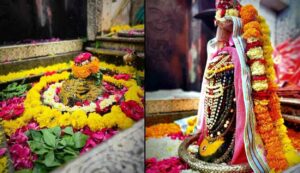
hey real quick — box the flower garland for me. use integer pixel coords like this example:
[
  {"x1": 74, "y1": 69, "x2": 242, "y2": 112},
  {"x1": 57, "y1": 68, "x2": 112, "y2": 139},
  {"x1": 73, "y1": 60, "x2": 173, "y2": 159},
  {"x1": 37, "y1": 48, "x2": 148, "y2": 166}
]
[
  {"x1": 287, "y1": 129, "x2": 300, "y2": 152},
  {"x1": 42, "y1": 82, "x2": 116, "y2": 113},
  {"x1": 72, "y1": 54, "x2": 100, "y2": 79},
  {"x1": 241, "y1": 4, "x2": 300, "y2": 171},
  {"x1": 0, "y1": 61, "x2": 73, "y2": 83},
  {"x1": 99, "y1": 61, "x2": 144, "y2": 78},
  {"x1": 146, "y1": 123, "x2": 181, "y2": 139},
  {"x1": 0, "y1": 59, "x2": 144, "y2": 84},
  {"x1": 2, "y1": 71, "x2": 143, "y2": 136}
]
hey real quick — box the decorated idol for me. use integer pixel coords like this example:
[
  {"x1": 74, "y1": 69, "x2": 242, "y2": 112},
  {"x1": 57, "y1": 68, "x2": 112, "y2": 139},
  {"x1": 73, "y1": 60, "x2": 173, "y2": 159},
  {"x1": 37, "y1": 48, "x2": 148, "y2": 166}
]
[{"x1": 180, "y1": 0, "x2": 300, "y2": 172}]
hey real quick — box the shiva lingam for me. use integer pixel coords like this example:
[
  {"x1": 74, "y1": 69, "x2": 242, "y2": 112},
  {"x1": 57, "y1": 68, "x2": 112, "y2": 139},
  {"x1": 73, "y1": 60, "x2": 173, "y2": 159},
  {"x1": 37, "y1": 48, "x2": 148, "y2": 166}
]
[
  {"x1": 198, "y1": 51, "x2": 236, "y2": 163},
  {"x1": 178, "y1": 0, "x2": 251, "y2": 172},
  {"x1": 59, "y1": 53, "x2": 103, "y2": 106}
]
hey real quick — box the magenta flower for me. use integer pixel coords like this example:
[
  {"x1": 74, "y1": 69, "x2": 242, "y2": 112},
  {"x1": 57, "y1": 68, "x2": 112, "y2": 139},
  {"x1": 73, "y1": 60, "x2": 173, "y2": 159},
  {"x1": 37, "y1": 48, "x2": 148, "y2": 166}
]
[
  {"x1": 146, "y1": 157, "x2": 189, "y2": 173},
  {"x1": 8, "y1": 123, "x2": 39, "y2": 170},
  {"x1": 9, "y1": 144, "x2": 37, "y2": 170},
  {"x1": 0, "y1": 97, "x2": 25, "y2": 120},
  {"x1": 167, "y1": 132, "x2": 189, "y2": 141},
  {"x1": 113, "y1": 74, "x2": 132, "y2": 80},
  {"x1": 120, "y1": 100, "x2": 144, "y2": 121},
  {"x1": 74, "y1": 52, "x2": 92, "y2": 64},
  {"x1": 0, "y1": 148, "x2": 7, "y2": 156},
  {"x1": 80, "y1": 127, "x2": 118, "y2": 154}
]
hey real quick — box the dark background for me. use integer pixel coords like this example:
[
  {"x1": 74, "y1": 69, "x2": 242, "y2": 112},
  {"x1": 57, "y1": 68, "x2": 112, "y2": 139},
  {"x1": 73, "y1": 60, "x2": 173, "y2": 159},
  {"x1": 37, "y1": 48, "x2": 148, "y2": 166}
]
[
  {"x1": 145, "y1": 0, "x2": 215, "y2": 92},
  {"x1": 0, "y1": 0, "x2": 87, "y2": 45}
]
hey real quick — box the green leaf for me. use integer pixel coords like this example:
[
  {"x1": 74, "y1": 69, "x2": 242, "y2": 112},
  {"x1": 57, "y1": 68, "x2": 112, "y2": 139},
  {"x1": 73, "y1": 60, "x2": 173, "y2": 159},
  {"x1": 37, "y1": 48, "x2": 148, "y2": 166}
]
[
  {"x1": 50, "y1": 126, "x2": 61, "y2": 137},
  {"x1": 43, "y1": 151, "x2": 61, "y2": 167},
  {"x1": 42, "y1": 130, "x2": 56, "y2": 147},
  {"x1": 63, "y1": 147, "x2": 78, "y2": 156},
  {"x1": 28, "y1": 141, "x2": 50, "y2": 155},
  {"x1": 62, "y1": 136, "x2": 75, "y2": 147},
  {"x1": 15, "y1": 169, "x2": 33, "y2": 173},
  {"x1": 57, "y1": 139, "x2": 67, "y2": 149},
  {"x1": 63, "y1": 127, "x2": 74, "y2": 135},
  {"x1": 33, "y1": 163, "x2": 48, "y2": 173},
  {"x1": 30, "y1": 130, "x2": 43, "y2": 142},
  {"x1": 28, "y1": 141, "x2": 43, "y2": 152},
  {"x1": 73, "y1": 132, "x2": 88, "y2": 148},
  {"x1": 63, "y1": 154, "x2": 76, "y2": 162}
]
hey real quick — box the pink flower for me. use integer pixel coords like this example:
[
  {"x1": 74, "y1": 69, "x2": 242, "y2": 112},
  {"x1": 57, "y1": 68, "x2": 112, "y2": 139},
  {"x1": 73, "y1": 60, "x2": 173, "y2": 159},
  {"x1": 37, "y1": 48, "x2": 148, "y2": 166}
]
[
  {"x1": 0, "y1": 148, "x2": 7, "y2": 156},
  {"x1": 146, "y1": 157, "x2": 189, "y2": 173},
  {"x1": 74, "y1": 52, "x2": 92, "y2": 64},
  {"x1": 167, "y1": 132, "x2": 189, "y2": 141},
  {"x1": 113, "y1": 74, "x2": 131, "y2": 80},
  {"x1": 10, "y1": 131, "x2": 28, "y2": 143},
  {"x1": 0, "y1": 97, "x2": 25, "y2": 120},
  {"x1": 9, "y1": 144, "x2": 36, "y2": 170},
  {"x1": 80, "y1": 127, "x2": 118, "y2": 154},
  {"x1": 120, "y1": 101, "x2": 144, "y2": 121},
  {"x1": 8, "y1": 124, "x2": 39, "y2": 170}
]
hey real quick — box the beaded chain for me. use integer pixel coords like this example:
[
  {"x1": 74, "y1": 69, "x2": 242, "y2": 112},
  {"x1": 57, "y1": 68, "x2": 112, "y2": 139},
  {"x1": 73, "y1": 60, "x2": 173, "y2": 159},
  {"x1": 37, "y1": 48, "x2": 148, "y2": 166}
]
[{"x1": 204, "y1": 52, "x2": 236, "y2": 141}]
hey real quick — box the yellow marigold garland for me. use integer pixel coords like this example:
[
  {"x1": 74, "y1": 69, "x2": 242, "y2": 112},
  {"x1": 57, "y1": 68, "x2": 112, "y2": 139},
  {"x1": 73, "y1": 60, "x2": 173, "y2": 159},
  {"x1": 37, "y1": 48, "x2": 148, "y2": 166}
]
[
  {"x1": 1, "y1": 71, "x2": 142, "y2": 136},
  {"x1": 259, "y1": 15, "x2": 300, "y2": 168},
  {"x1": 241, "y1": 5, "x2": 300, "y2": 171},
  {"x1": 0, "y1": 61, "x2": 73, "y2": 83},
  {"x1": 99, "y1": 61, "x2": 144, "y2": 77},
  {"x1": 0, "y1": 156, "x2": 7, "y2": 173}
]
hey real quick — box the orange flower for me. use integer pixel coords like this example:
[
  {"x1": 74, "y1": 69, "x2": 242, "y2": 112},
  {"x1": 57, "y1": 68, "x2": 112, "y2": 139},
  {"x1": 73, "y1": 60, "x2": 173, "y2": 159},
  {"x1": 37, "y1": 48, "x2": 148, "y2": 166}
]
[
  {"x1": 243, "y1": 21, "x2": 261, "y2": 33},
  {"x1": 72, "y1": 65, "x2": 91, "y2": 78},
  {"x1": 254, "y1": 104, "x2": 268, "y2": 114},
  {"x1": 72, "y1": 58, "x2": 100, "y2": 79},
  {"x1": 287, "y1": 129, "x2": 300, "y2": 151},
  {"x1": 146, "y1": 123, "x2": 181, "y2": 138},
  {"x1": 240, "y1": 5, "x2": 258, "y2": 24},
  {"x1": 89, "y1": 59, "x2": 100, "y2": 73},
  {"x1": 242, "y1": 28, "x2": 261, "y2": 39}
]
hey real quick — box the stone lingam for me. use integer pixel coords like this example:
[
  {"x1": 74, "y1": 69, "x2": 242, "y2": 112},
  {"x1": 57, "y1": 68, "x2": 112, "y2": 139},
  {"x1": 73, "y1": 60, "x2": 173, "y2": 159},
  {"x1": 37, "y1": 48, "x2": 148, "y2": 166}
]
[{"x1": 58, "y1": 52, "x2": 103, "y2": 107}]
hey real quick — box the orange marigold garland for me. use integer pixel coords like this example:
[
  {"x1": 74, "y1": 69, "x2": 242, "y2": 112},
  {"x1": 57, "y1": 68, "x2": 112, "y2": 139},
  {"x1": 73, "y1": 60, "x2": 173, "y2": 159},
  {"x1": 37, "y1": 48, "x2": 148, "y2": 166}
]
[
  {"x1": 287, "y1": 129, "x2": 300, "y2": 152},
  {"x1": 243, "y1": 21, "x2": 261, "y2": 32},
  {"x1": 146, "y1": 123, "x2": 181, "y2": 139},
  {"x1": 240, "y1": 5, "x2": 258, "y2": 24},
  {"x1": 72, "y1": 53, "x2": 100, "y2": 79},
  {"x1": 240, "y1": 4, "x2": 300, "y2": 171}
]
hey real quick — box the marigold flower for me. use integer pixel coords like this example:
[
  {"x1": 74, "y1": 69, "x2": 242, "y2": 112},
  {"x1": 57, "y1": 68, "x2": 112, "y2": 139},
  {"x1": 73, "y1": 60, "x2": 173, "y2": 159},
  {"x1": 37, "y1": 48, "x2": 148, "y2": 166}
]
[
  {"x1": 240, "y1": 5, "x2": 258, "y2": 24},
  {"x1": 243, "y1": 21, "x2": 261, "y2": 33},
  {"x1": 146, "y1": 123, "x2": 181, "y2": 139},
  {"x1": 243, "y1": 28, "x2": 261, "y2": 39}
]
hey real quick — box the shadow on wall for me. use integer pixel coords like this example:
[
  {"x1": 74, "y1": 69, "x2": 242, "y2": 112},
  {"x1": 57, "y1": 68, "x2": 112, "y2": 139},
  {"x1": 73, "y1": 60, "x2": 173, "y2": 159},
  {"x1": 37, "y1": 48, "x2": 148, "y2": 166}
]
[{"x1": 0, "y1": 0, "x2": 86, "y2": 45}]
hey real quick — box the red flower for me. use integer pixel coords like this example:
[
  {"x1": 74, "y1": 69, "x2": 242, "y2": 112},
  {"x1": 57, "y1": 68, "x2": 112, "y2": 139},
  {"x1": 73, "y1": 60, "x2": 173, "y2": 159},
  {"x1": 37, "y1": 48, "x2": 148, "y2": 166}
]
[
  {"x1": 0, "y1": 97, "x2": 25, "y2": 120},
  {"x1": 120, "y1": 101, "x2": 144, "y2": 121},
  {"x1": 44, "y1": 71, "x2": 56, "y2": 76},
  {"x1": 146, "y1": 157, "x2": 189, "y2": 173},
  {"x1": 80, "y1": 127, "x2": 118, "y2": 154},
  {"x1": 113, "y1": 74, "x2": 132, "y2": 81},
  {"x1": 74, "y1": 52, "x2": 92, "y2": 64}
]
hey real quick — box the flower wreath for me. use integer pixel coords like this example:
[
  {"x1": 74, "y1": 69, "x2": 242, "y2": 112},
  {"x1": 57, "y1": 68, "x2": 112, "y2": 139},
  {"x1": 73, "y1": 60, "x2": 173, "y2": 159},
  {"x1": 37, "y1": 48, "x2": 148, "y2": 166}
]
[{"x1": 2, "y1": 71, "x2": 144, "y2": 136}]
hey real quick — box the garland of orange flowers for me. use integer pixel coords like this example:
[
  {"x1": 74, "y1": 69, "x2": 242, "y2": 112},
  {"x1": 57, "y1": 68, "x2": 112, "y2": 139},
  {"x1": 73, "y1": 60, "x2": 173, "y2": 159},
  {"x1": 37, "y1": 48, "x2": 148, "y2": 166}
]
[
  {"x1": 72, "y1": 58, "x2": 100, "y2": 78},
  {"x1": 241, "y1": 5, "x2": 300, "y2": 171},
  {"x1": 146, "y1": 123, "x2": 181, "y2": 139},
  {"x1": 287, "y1": 129, "x2": 300, "y2": 152}
]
